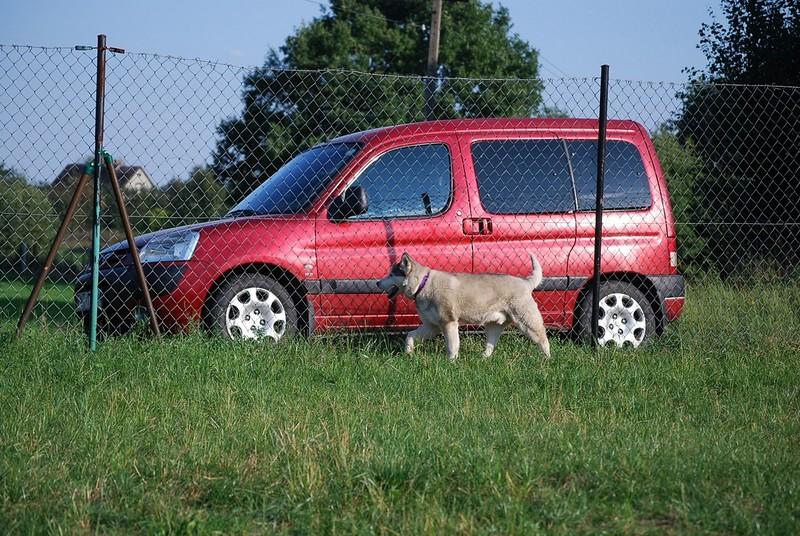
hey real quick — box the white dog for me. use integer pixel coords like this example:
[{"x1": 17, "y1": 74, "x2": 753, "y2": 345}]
[{"x1": 377, "y1": 252, "x2": 550, "y2": 360}]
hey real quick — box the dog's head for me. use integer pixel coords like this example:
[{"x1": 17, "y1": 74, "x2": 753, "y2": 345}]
[{"x1": 376, "y1": 252, "x2": 416, "y2": 299}]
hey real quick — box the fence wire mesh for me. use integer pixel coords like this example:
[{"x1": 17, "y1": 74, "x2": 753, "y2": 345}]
[{"x1": 1, "y1": 44, "x2": 799, "y2": 347}]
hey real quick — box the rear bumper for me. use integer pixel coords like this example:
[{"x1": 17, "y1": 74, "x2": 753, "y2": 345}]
[
  {"x1": 664, "y1": 297, "x2": 685, "y2": 321},
  {"x1": 651, "y1": 274, "x2": 685, "y2": 322}
]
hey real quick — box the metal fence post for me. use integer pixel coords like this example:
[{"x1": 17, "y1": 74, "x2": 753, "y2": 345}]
[
  {"x1": 591, "y1": 64, "x2": 610, "y2": 349},
  {"x1": 89, "y1": 34, "x2": 107, "y2": 351}
]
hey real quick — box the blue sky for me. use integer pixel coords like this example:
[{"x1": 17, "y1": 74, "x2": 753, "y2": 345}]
[
  {"x1": 1, "y1": 1, "x2": 717, "y2": 184},
  {"x1": 2, "y1": 0, "x2": 714, "y2": 81}
]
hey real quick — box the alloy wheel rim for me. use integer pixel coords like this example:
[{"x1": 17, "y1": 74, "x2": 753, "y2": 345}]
[
  {"x1": 225, "y1": 287, "x2": 286, "y2": 341},
  {"x1": 596, "y1": 292, "x2": 647, "y2": 348}
]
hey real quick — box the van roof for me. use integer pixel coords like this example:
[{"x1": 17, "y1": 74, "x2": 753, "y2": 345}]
[{"x1": 328, "y1": 118, "x2": 644, "y2": 144}]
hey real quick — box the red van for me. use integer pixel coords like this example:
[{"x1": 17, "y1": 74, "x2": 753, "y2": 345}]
[{"x1": 76, "y1": 118, "x2": 684, "y2": 347}]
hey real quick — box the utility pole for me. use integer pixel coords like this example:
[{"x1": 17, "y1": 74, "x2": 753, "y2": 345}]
[{"x1": 424, "y1": 0, "x2": 443, "y2": 120}]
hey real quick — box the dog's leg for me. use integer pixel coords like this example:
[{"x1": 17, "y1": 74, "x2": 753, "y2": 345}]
[
  {"x1": 442, "y1": 322, "x2": 460, "y2": 361},
  {"x1": 405, "y1": 323, "x2": 440, "y2": 354},
  {"x1": 512, "y1": 304, "x2": 551, "y2": 359},
  {"x1": 483, "y1": 322, "x2": 504, "y2": 357}
]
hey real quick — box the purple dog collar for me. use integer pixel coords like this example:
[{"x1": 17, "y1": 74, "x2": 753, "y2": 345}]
[{"x1": 413, "y1": 272, "x2": 430, "y2": 299}]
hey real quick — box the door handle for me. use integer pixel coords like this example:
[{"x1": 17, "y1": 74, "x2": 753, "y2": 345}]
[{"x1": 462, "y1": 218, "x2": 493, "y2": 235}]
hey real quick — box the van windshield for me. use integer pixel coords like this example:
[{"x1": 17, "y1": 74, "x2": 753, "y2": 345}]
[{"x1": 227, "y1": 142, "x2": 361, "y2": 216}]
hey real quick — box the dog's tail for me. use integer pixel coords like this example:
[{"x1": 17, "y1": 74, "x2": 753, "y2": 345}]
[{"x1": 527, "y1": 253, "x2": 543, "y2": 289}]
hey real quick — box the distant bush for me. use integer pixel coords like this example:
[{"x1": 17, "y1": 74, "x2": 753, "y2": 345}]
[
  {"x1": 651, "y1": 126, "x2": 709, "y2": 276},
  {"x1": 0, "y1": 165, "x2": 57, "y2": 262}
]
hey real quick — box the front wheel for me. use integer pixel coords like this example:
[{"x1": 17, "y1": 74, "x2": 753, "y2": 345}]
[
  {"x1": 207, "y1": 274, "x2": 298, "y2": 341},
  {"x1": 576, "y1": 281, "x2": 655, "y2": 348}
]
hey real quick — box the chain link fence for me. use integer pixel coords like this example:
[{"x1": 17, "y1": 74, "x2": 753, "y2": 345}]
[{"x1": 1, "y1": 44, "x2": 798, "y2": 347}]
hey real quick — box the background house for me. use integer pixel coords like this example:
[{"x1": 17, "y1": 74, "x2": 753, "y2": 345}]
[{"x1": 53, "y1": 160, "x2": 155, "y2": 192}]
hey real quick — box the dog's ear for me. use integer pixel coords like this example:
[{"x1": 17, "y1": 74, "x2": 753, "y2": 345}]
[{"x1": 400, "y1": 252, "x2": 412, "y2": 271}]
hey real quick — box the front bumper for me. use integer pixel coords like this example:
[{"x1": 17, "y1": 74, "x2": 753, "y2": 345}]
[{"x1": 74, "y1": 263, "x2": 189, "y2": 334}]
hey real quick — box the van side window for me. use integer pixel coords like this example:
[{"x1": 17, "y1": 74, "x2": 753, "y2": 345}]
[
  {"x1": 346, "y1": 144, "x2": 452, "y2": 220},
  {"x1": 472, "y1": 140, "x2": 574, "y2": 214},
  {"x1": 569, "y1": 140, "x2": 652, "y2": 210}
]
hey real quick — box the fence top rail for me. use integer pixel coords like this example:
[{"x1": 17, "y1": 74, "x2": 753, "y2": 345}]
[{"x1": 2, "y1": 42, "x2": 800, "y2": 90}]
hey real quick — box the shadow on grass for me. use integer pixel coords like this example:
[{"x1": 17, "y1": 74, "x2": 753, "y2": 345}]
[{"x1": 0, "y1": 281, "x2": 77, "y2": 335}]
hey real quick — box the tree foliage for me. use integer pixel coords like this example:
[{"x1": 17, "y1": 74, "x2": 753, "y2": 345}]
[
  {"x1": 0, "y1": 162, "x2": 26, "y2": 183},
  {"x1": 652, "y1": 127, "x2": 708, "y2": 273},
  {"x1": 676, "y1": 0, "x2": 800, "y2": 275},
  {"x1": 214, "y1": 0, "x2": 542, "y2": 199},
  {"x1": 164, "y1": 167, "x2": 230, "y2": 227},
  {"x1": 124, "y1": 167, "x2": 230, "y2": 233},
  {"x1": 0, "y1": 164, "x2": 57, "y2": 258}
]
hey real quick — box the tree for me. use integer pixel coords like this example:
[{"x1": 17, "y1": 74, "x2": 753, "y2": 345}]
[
  {"x1": 164, "y1": 167, "x2": 230, "y2": 227},
  {"x1": 536, "y1": 105, "x2": 570, "y2": 118},
  {"x1": 121, "y1": 188, "x2": 169, "y2": 235},
  {"x1": 0, "y1": 162, "x2": 26, "y2": 183},
  {"x1": 651, "y1": 126, "x2": 708, "y2": 274},
  {"x1": 676, "y1": 0, "x2": 800, "y2": 276},
  {"x1": 0, "y1": 164, "x2": 57, "y2": 261},
  {"x1": 106, "y1": 167, "x2": 229, "y2": 235},
  {"x1": 214, "y1": 0, "x2": 542, "y2": 199}
]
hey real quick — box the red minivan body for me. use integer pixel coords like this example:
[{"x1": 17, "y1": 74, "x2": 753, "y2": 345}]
[{"x1": 76, "y1": 118, "x2": 684, "y2": 340}]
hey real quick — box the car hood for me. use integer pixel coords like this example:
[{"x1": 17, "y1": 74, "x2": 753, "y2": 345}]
[
  {"x1": 101, "y1": 220, "x2": 221, "y2": 253},
  {"x1": 101, "y1": 215, "x2": 308, "y2": 253}
]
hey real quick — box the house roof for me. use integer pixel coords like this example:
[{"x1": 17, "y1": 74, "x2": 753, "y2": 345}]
[{"x1": 54, "y1": 162, "x2": 155, "y2": 189}]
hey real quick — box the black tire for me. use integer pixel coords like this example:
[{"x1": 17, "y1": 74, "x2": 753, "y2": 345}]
[
  {"x1": 575, "y1": 281, "x2": 656, "y2": 348},
  {"x1": 206, "y1": 273, "x2": 298, "y2": 341}
]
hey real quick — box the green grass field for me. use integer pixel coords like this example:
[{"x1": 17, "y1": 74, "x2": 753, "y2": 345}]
[
  {"x1": 0, "y1": 280, "x2": 77, "y2": 327},
  {"x1": 1, "y1": 281, "x2": 799, "y2": 533}
]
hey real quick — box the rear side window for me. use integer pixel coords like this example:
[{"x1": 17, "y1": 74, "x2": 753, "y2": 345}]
[
  {"x1": 472, "y1": 140, "x2": 574, "y2": 214},
  {"x1": 569, "y1": 140, "x2": 652, "y2": 210}
]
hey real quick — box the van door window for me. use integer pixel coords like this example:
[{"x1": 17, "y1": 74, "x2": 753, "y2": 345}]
[
  {"x1": 471, "y1": 139, "x2": 574, "y2": 214},
  {"x1": 568, "y1": 140, "x2": 652, "y2": 210},
  {"x1": 344, "y1": 144, "x2": 452, "y2": 220}
]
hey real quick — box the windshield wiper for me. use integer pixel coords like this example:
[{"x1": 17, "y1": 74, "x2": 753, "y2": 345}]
[{"x1": 226, "y1": 208, "x2": 260, "y2": 218}]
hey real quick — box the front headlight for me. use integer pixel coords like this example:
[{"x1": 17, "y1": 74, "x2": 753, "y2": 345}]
[{"x1": 139, "y1": 231, "x2": 200, "y2": 263}]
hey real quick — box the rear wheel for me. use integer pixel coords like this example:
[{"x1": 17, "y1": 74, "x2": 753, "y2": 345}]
[
  {"x1": 207, "y1": 273, "x2": 297, "y2": 341},
  {"x1": 576, "y1": 281, "x2": 655, "y2": 348}
]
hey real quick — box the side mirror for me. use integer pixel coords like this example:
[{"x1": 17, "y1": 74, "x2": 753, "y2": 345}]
[{"x1": 329, "y1": 186, "x2": 368, "y2": 221}]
